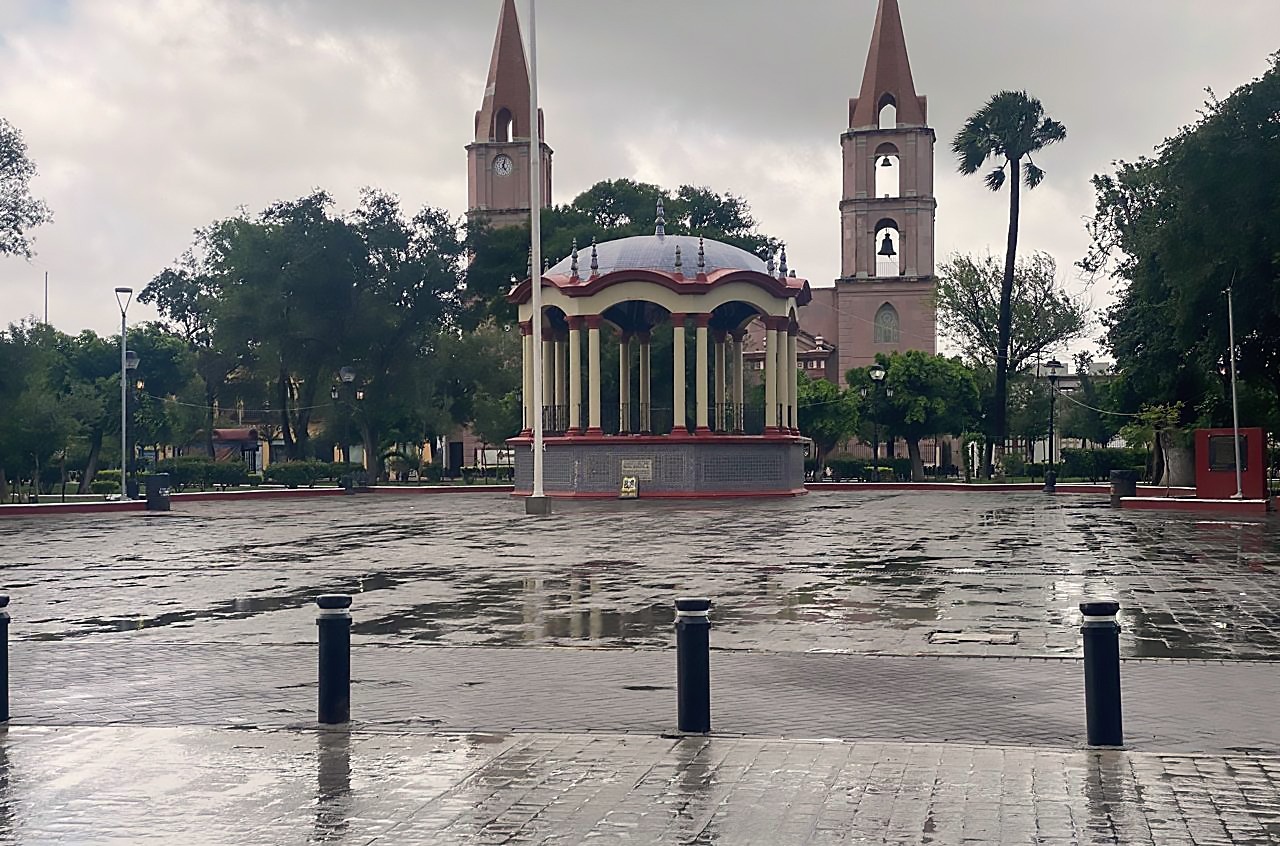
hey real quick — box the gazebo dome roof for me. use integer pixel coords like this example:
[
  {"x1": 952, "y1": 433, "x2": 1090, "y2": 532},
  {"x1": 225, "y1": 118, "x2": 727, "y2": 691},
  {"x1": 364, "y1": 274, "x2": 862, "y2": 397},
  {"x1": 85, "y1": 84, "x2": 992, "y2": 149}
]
[{"x1": 546, "y1": 234, "x2": 766, "y2": 278}]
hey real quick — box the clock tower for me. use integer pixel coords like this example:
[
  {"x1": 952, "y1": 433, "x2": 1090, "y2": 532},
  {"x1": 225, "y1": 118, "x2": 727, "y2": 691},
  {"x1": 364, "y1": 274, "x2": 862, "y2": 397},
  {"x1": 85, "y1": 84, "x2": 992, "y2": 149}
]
[{"x1": 466, "y1": 0, "x2": 552, "y2": 229}]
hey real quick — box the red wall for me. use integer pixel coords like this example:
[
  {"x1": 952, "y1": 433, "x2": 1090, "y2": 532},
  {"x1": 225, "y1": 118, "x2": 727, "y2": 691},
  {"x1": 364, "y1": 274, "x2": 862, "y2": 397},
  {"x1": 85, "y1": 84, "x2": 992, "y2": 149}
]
[{"x1": 1195, "y1": 427, "x2": 1268, "y2": 499}]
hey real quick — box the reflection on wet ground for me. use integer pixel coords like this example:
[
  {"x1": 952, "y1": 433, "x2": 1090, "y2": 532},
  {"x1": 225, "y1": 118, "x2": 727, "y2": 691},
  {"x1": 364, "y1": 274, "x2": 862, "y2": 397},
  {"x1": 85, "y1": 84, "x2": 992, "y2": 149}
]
[{"x1": 1, "y1": 492, "x2": 1277, "y2": 659}]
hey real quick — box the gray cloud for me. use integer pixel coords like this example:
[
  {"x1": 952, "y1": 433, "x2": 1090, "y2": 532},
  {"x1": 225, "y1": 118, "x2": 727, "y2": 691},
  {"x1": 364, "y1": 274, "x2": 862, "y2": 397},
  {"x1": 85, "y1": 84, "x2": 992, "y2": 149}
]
[{"x1": 2, "y1": 0, "x2": 1276, "y2": 351}]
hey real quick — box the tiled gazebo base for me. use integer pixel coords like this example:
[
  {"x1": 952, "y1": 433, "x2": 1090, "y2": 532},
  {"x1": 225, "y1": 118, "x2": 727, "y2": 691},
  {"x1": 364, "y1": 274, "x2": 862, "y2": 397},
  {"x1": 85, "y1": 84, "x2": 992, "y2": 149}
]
[{"x1": 509, "y1": 435, "x2": 807, "y2": 499}]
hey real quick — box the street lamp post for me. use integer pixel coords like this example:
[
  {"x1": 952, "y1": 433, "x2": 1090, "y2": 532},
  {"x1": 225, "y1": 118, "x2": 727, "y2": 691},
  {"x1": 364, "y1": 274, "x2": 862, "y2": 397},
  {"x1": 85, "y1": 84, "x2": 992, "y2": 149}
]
[
  {"x1": 867, "y1": 364, "x2": 892, "y2": 481},
  {"x1": 1042, "y1": 359, "x2": 1065, "y2": 493},
  {"x1": 113, "y1": 287, "x2": 135, "y2": 501}
]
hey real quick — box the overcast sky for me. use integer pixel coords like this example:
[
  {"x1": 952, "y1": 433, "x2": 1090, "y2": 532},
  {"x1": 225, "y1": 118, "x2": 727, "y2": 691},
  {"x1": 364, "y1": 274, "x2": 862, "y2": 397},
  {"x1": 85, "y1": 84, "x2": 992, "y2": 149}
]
[{"x1": 1, "y1": 0, "x2": 1276, "y2": 350}]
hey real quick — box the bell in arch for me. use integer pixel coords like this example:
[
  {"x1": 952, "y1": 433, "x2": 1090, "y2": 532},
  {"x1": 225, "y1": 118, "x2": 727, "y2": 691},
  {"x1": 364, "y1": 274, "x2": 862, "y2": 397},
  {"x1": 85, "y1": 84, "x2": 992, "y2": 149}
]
[{"x1": 878, "y1": 233, "x2": 897, "y2": 258}]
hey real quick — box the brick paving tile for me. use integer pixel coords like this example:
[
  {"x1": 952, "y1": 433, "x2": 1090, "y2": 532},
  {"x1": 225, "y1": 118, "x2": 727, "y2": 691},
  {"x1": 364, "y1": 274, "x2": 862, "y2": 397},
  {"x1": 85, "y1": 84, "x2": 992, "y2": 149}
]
[
  {"x1": 2, "y1": 726, "x2": 1279, "y2": 845},
  {"x1": 9, "y1": 642, "x2": 1280, "y2": 754}
]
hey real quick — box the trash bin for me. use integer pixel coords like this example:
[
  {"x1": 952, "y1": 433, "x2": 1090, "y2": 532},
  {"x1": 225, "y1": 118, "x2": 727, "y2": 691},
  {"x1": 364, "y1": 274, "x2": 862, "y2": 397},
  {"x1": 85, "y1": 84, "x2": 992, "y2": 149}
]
[
  {"x1": 1109, "y1": 469, "x2": 1138, "y2": 508},
  {"x1": 145, "y1": 473, "x2": 171, "y2": 512},
  {"x1": 126, "y1": 478, "x2": 140, "y2": 501}
]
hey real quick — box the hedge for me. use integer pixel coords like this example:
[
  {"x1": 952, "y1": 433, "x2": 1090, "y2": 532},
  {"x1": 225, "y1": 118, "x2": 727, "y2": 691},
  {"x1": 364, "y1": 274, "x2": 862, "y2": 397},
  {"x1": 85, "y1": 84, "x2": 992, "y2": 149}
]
[{"x1": 1059, "y1": 448, "x2": 1148, "y2": 482}]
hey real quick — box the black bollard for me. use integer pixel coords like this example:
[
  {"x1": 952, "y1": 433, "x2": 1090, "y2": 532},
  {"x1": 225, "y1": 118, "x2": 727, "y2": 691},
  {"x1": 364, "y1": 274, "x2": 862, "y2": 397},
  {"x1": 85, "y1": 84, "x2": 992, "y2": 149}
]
[
  {"x1": 1081, "y1": 599, "x2": 1123, "y2": 746},
  {"x1": 1, "y1": 594, "x2": 8, "y2": 723},
  {"x1": 675, "y1": 597, "x2": 712, "y2": 734},
  {"x1": 316, "y1": 594, "x2": 352, "y2": 725}
]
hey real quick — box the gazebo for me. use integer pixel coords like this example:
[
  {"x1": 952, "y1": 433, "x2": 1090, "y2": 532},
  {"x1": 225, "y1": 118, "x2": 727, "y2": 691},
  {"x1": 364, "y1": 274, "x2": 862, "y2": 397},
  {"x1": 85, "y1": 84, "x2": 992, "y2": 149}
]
[{"x1": 508, "y1": 206, "x2": 812, "y2": 498}]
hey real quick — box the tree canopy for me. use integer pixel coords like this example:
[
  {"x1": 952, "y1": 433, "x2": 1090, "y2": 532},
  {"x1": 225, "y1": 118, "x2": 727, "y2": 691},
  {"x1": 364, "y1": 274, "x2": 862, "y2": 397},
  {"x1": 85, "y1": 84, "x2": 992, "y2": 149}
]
[
  {"x1": 936, "y1": 251, "x2": 1088, "y2": 374},
  {"x1": 0, "y1": 117, "x2": 52, "y2": 259},
  {"x1": 465, "y1": 179, "x2": 780, "y2": 324},
  {"x1": 1083, "y1": 54, "x2": 1280, "y2": 436},
  {"x1": 847, "y1": 351, "x2": 981, "y2": 481}
]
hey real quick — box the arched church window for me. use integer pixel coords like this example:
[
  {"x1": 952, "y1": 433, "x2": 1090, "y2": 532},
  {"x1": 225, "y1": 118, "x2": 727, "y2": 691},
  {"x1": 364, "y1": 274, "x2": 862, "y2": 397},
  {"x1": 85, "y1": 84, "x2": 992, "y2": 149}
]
[
  {"x1": 877, "y1": 94, "x2": 897, "y2": 130},
  {"x1": 494, "y1": 108, "x2": 514, "y2": 142},
  {"x1": 874, "y1": 303, "x2": 900, "y2": 344}
]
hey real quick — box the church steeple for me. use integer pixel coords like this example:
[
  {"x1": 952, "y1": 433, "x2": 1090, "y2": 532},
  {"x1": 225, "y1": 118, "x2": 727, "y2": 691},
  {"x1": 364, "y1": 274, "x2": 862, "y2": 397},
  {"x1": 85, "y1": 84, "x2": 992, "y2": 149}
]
[
  {"x1": 466, "y1": 0, "x2": 552, "y2": 228},
  {"x1": 848, "y1": 0, "x2": 927, "y2": 130},
  {"x1": 473, "y1": 0, "x2": 542, "y2": 143}
]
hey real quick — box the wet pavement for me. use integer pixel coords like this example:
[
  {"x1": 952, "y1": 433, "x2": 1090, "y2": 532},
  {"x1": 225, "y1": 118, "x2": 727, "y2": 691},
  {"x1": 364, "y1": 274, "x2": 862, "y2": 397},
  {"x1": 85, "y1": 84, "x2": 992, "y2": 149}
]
[
  {"x1": 1, "y1": 492, "x2": 1277, "y2": 659},
  {"x1": 3, "y1": 491, "x2": 1280, "y2": 843},
  {"x1": 10, "y1": 642, "x2": 1280, "y2": 754},
  {"x1": 2, "y1": 726, "x2": 1278, "y2": 845}
]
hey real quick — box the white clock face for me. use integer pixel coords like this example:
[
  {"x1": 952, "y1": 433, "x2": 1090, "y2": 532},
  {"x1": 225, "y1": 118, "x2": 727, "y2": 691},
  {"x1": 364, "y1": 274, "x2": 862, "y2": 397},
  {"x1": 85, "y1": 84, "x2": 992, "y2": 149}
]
[{"x1": 493, "y1": 154, "x2": 513, "y2": 177}]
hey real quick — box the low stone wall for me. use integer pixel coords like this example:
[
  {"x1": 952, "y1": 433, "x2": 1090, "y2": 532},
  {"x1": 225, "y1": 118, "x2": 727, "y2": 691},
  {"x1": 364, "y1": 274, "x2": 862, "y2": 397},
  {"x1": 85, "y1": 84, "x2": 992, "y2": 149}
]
[{"x1": 513, "y1": 438, "x2": 806, "y2": 498}]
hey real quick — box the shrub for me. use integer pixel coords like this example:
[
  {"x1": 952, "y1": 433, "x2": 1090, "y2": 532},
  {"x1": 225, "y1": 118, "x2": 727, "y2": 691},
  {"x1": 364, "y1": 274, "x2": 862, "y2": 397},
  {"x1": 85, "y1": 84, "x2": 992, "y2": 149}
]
[
  {"x1": 90, "y1": 480, "x2": 118, "y2": 495},
  {"x1": 246, "y1": 473, "x2": 264, "y2": 487},
  {"x1": 155, "y1": 457, "x2": 215, "y2": 490},
  {"x1": 422, "y1": 463, "x2": 443, "y2": 483},
  {"x1": 1060, "y1": 448, "x2": 1149, "y2": 482},
  {"x1": 265, "y1": 461, "x2": 324, "y2": 489},
  {"x1": 1002, "y1": 453, "x2": 1027, "y2": 478},
  {"x1": 96, "y1": 469, "x2": 122, "y2": 485},
  {"x1": 207, "y1": 461, "x2": 249, "y2": 489}
]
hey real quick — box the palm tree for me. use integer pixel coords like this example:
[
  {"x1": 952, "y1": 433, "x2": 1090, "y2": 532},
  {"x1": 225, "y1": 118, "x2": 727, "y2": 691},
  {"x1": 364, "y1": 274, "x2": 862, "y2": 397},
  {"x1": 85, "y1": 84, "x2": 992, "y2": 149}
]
[{"x1": 953, "y1": 91, "x2": 1066, "y2": 478}]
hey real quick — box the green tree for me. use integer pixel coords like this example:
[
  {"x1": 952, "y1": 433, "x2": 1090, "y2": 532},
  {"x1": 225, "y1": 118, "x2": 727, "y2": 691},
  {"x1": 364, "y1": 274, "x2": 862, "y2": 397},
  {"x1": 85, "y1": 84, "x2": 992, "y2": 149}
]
[
  {"x1": 1083, "y1": 55, "x2": 1280, "y2": 439},
  {"x1": 0, "y1": 322, "x2": 87, "y2": 500},
  {"x1": 935, "y1": 251, "x2": 1088, "y2": 373},
  {"x1": 848, "y1": 351, "x2": 981, "y2": 481},
  {"x1": 953, "y1": 92, "x2": 1067, "y2": 476},
  {"x1": 0, "y1": 117, "x2": 52, "y2": 258},
  {"x1": 796, "y1": 373, "x2": 859, "y2": 471}
]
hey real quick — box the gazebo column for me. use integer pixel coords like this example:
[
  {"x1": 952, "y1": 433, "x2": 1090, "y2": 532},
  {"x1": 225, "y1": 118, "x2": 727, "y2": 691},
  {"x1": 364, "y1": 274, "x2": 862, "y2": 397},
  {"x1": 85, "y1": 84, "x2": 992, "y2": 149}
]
[
  {"x1": 694, "y1": 314, "x2": 710, "y2": 433},
  {"x1": 671, "y1": 313, "x2": 687, "y2": 433},
  {"x1": 542, "y1": 337, "x2": 555, "y2": 430},
  {"x1": 713, "y1": 330, "x2": 727, "y2": 432},
  {"x1": 568, "y1": 317, "x2": 583, "y2": 432},
  {"x1": 586, "y1": 315, "x2": 603, "y2": 434},
  {"x1": 773, "y1": 318, "x2": 783, "y2": 430},
  {"x1": 787, "y1": 324, "x2": 799, "y2": 432},
  {"x1": 520, "y1": 320, "x2": 533, "y2": 434},
  {"x1": 764, "y1": 318, "x2": 779, "y2": 431},
  {"x1": 618, "y1": 332, "x2": 632, "y2": 434},
  {"x1": 553, "y1": 334, "x2": 567, "y2": 432},
  {"x1": 638, "y1": 331, "x2": 652, "y2": 434},
  {"x1": 732, "y1": 330, "x2": 746, "y2": 433}
]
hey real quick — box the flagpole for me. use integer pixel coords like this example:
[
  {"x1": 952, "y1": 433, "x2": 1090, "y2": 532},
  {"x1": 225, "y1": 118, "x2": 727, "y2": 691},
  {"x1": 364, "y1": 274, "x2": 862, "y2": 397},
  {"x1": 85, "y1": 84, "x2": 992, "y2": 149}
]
[
  {"x1": 1227, "y1": 283, "x2": 1243, "y2": 499},
  {"x1": 526, "y1": 0, "x2": 547, "y2": 512}
]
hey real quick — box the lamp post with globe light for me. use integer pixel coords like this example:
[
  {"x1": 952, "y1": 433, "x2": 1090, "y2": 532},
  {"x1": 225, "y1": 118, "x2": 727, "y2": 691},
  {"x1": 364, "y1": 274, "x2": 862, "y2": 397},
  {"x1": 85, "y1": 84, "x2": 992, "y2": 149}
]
[
  {"x1": 861, "y1": 364, "x2": 893, "y2": 481},
  {"x1": 1041, "y1": 359, "x2": 1065, "y2": 492}
]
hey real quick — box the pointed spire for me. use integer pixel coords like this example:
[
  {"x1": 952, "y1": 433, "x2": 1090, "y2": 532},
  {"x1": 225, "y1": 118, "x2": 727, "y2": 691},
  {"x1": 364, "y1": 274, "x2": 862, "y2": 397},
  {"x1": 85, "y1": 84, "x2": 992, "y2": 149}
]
[
  {"x1": 590, "y1": 237, "x2": 599, "y2": 274},
  {"x1": 789, "y1": 269, "x2": 797, "y2": 278},
  {"x1": 526, "y1": 246, "x2": 533, "y2": 279},
  {"x1": 674, "y1": 244, "x2": 683, "y2": 273},
  {"x1": 697, "y1": 236, "x2": 706, "y2": 273},
  {"x1": 766, "y1": 251, "x2": 776, "y2": 275},
  {"x1": 543, "y1": 257, "x2": 550, "y2": 273},
  {"x1": 570, "y1": 238, "x2": 579, "y2": 277},
  {"x1": 778, "y1": 243, "x2": 788, "y2": 278},
  {"x1": 850, "y1": 0, "x2": 926, "y2": 129},
  {"x1": 654, "y1": 198, "x2": 666, "y2": 237},
  {"x1": 474, "y1": 0, "x2": 538, "y2": 143}
]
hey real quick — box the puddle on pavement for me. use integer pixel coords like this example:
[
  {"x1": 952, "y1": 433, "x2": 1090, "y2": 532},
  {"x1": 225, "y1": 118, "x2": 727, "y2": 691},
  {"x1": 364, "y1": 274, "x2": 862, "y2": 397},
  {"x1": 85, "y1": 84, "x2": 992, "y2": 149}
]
[{"x1": 2, "y1": 492, "x2": 1278, "y2": 659}]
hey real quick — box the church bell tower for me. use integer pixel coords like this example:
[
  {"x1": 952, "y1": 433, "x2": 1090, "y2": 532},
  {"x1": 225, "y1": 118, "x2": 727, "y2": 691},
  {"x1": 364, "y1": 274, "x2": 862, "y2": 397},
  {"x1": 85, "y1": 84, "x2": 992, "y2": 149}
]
[
  {"x1": 466, "y1": 0, "x2": 552, "y2": 229},
  {"x1": 836, "y1": 0, "x2": 937, "y2": 374}
]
